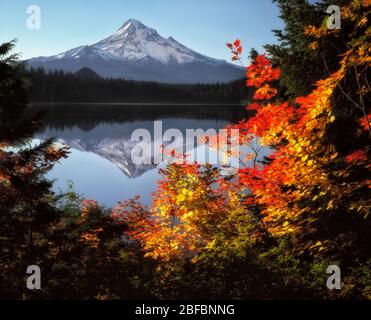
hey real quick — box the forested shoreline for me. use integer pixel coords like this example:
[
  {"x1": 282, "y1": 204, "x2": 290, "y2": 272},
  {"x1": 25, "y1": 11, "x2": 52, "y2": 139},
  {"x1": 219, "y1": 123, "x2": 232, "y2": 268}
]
[{"x1": 27, "y1": 67, "x2": 248, "y2": 103}]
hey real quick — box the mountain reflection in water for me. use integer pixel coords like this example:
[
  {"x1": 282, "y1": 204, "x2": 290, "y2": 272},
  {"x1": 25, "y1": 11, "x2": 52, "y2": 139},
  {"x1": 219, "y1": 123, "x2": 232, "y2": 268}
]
[{"x1": 32, "y1": 104, "x2": 249, "y2": 207}]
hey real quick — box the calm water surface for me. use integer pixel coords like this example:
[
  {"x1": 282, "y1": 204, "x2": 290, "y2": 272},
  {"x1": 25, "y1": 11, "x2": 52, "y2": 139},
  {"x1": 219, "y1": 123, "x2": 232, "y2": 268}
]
[{"x1": 32, "y1": 104, "x2": 251, "y2": 207}]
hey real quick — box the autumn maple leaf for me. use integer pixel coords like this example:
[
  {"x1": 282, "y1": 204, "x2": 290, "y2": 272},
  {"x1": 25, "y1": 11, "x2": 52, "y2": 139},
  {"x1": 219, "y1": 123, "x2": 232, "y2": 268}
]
[
  {"x1": 234, "y1": 39, "x2": 241, "y2": 47},
  {"x1": 345, "y1": 150, "x2": 368, "y2": 164}
]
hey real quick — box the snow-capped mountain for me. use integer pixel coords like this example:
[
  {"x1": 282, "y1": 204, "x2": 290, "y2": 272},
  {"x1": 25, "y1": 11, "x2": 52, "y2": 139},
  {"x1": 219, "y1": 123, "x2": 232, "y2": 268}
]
[{"x1": 26, "y1": 19, "x2": 244, "y2": 83}]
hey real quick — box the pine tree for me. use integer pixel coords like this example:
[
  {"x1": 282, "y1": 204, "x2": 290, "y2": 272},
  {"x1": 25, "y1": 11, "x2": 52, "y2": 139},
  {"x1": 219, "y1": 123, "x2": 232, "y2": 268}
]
[
  {"x1": 265, "y1": 0, "x2": 350, "y2": 97},
  {"x1": 0, "y1": 41, "x2": 69, "y2": 298}
]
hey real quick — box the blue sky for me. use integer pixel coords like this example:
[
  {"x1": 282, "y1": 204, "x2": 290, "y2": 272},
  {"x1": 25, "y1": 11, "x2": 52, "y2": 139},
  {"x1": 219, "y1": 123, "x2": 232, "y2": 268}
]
[{"x1": 0, "y1": 0, "x2": 283, "y2": 61}]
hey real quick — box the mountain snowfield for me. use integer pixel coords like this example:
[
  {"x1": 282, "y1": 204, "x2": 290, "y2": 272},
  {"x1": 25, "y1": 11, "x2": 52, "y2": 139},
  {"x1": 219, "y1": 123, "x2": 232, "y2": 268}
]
[{"x1": 26, "y1": 19, "x2": 244, "y2": 83}]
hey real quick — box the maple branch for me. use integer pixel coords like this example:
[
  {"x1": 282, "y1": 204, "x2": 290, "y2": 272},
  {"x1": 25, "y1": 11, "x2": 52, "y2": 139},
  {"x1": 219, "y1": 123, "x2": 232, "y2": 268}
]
[{"x1": 353, "y1": 64, "x2": 371, "y2": 138}]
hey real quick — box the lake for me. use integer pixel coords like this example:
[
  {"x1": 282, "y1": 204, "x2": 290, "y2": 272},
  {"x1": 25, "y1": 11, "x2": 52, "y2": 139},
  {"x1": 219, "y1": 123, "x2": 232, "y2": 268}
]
[{"x1": 32, "y1": 103, "x2": 251, "y2": 208}]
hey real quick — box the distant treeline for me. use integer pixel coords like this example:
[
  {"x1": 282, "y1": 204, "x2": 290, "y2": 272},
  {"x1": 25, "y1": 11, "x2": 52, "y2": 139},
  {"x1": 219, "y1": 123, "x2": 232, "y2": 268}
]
[
  {"x1": 27, "y1": 67, "x2": 248, "y2": 103},
  {"x1": 30, "y1": 104, "x2": 250, "y2": 132}
]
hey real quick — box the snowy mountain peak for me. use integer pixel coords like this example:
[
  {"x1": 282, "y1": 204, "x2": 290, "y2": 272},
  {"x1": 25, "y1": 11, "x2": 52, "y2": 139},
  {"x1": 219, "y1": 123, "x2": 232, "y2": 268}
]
[
  {"x1": 117, "y1": 19, "x2": 148, "y2": 33},
  {"x1": 92, "y1": 18, "x2": 201, "y2": 64},
  {"x1": 27, "y1": 19, "x2": 244, "y2": 83}
]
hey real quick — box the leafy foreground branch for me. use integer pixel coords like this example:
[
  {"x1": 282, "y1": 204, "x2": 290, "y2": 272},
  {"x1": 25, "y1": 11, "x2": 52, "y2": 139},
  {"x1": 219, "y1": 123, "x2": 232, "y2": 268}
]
[{"x1": 115, "y1": 0, "x2": 371, "y2": 299}]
